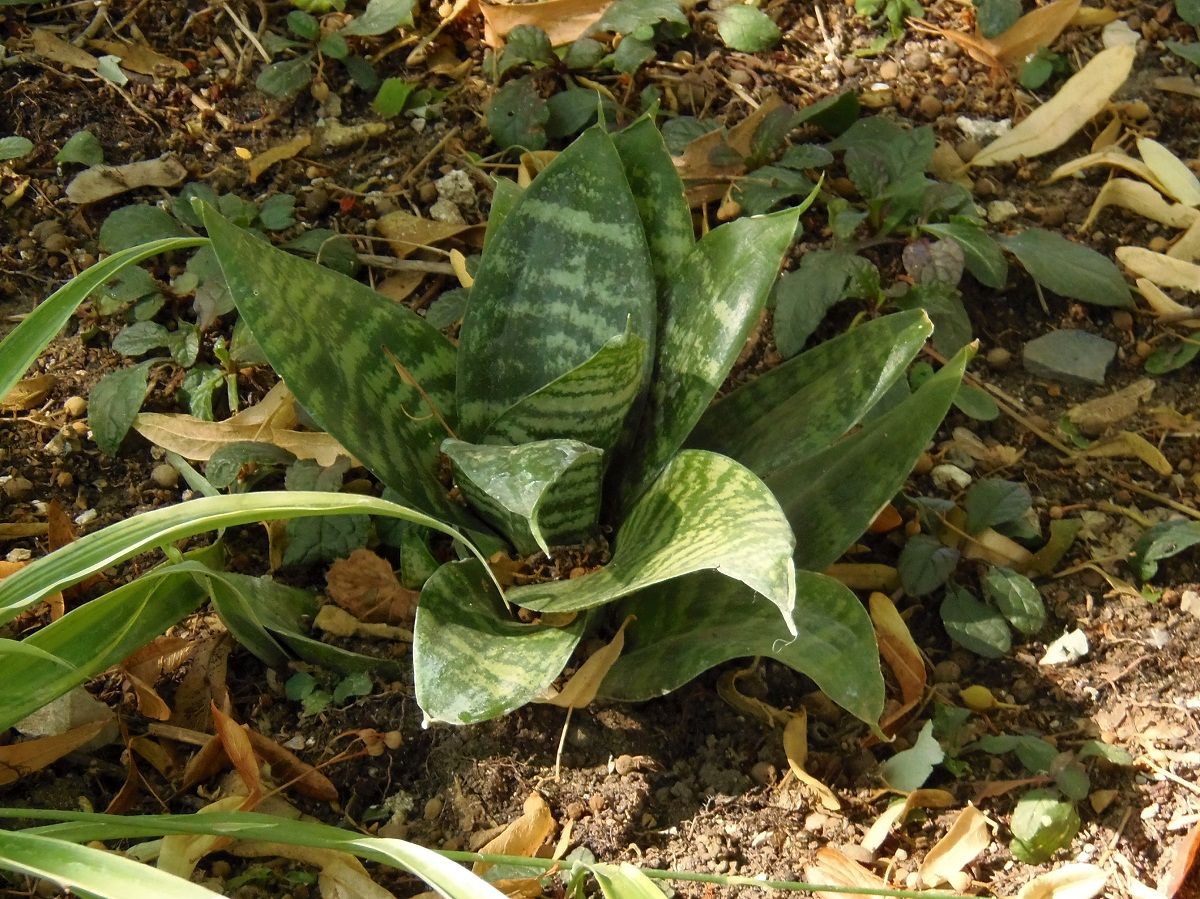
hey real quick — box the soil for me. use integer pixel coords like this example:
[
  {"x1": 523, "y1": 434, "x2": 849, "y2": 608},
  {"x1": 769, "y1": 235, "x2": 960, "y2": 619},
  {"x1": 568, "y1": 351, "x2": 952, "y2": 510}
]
[{"x1": 3, "y1": 1, "x2": 1200, "y2": 897}]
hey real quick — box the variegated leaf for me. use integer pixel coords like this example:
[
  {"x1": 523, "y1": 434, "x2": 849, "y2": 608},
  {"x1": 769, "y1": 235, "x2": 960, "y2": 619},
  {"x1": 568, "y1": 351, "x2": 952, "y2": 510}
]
[
  {"x1": 689, "y1": 310, "x2": 933, "y2": 478},
  {"x1": 772, "y1": 347, "x2": 969, "y2": 573},
  {"x1": 616, "y1": 209, "x2": 799, "y2": 512},
  {"x1": 509, "y1": 450, "x2": 796, "y2": 631},
  {"x1": 484, "y1": 329, "x2": 646, "y2": 452},
  {"x1": 413, "y1": 560, "x2": 585, "y2": 724},
  {"x1": 200, "y1": 208, "x2": 467, "y2": 525},
  {"x1": 600, "y1": 569, "x2": 884, "y2": 727},
  {"x1": 442, "y1": 438, "x2": 603, "y2": 555},
  {"x1": 612, "y1": 116, "x2": 695, "y2": 294},
  {"x1": 484, "y1": 176, "x2": 523, "y2": 249},
  {"x1": 456, "y1": 127, "x2": 657, "y2": 439}
]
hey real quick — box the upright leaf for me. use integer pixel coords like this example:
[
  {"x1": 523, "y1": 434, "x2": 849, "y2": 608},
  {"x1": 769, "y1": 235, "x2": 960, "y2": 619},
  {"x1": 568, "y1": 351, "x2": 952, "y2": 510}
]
[
  {"x1": 601, "y1": 569, "x2": 884, "y2": 726},
  {"x1": 690, "y1": 311, "x2": 932, "y2": 478},
  {"x1": 484, "y1": 329, "x2": 646, "y2": 452},
  {"x1": 774, "y1": 346, "x2": 968, "y2": 573},
  {"x1": 611, "y1": 117, "x2": 694, "y2": 294},
  {"x1": 442, "y1": 438, "x2": 603, "y2": 555},
  {"x1": 617, "y1": 209, "x2": 799, "y2": 510},
  {"x1": 201, "y1": 208, "x2": 467, "y2": 524},
  {"x1": 413, "y1": 561, "x2": 585, "y2": 724},
  {"x1": 456, "y1": 127, "x2": 656, "y2": 438},
  {"x1": 511, "y1": 451, "x2": 796, "y2": 630}
]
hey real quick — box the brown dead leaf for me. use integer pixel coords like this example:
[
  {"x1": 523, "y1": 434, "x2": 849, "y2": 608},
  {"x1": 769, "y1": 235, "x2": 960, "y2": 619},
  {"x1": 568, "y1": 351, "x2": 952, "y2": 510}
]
[
  {"x1": 1164, "y1": 821, "x2": 1200, "y2": 899},
  {"x1": 134, "y1": 411, "x2": 356, "y2": 466},
  {"x1": 990, "y1": 0, "x2": 1081, "y2": 67},
  {"x1": 479, "y1": 0, "x2": 611, "y2": 47},
  {"x1": 824, "y1": 563, "x2": 899, "y2": 592},
  {"x1": 473, "y1": 792, "x2": 556, "y2": 875},
  {"x1": 675, "y1": 96, "x2": 786, "y2": 188},
  {"x1": 128, "y1": 734, "x2": 181, "y2": 781},
  {"x1": 88, "y1": 39, "x2": 187, "y2": 77},
  {"x1": 0, "y1": 717, "x2": 112, "y2": 786},
  {"x1": 1081, "y1": 178, "x2": 1200, "y2": 232},
  {"x1": 972, "y1": 775, "x2": 1052, "y2": 802},
  {"x1": 248, "y1": 133, "x2": 312, "y2": 184},
  {"x1": 169, "y1": 632, "x2": 231, "y2": 734},
  {"x1": 0, "y1": 560, "x2": 64, "y2": 623},
  {"x1": 870, "y1": 592, "x2": 925, "y2": 734},
  {"x1": 326, "y1": 549, "x2": 418, "y2": 625},
  {"x1": 806, "y1": 846, "x2": 889, "y2": 899},
  {"x1": 123, "y1": 670, "x2": 172, "y2": 721},
  {"x1": 1065, "y1": 379, "x2": 1155, "y2": 436},
  {"x1": 31, "y1": 29, "x2": 100, "y2": 70},
  {"x1": 377, "y1": 270, "x2": 428, "y2": 303},
  {"x1": 1018, "y1": 863, "x2": 1109, "y2": 899},
  {"x1": 973, "y1": 45, "x2": 1136, "y2": 167},
  {"x1": 540, "y1": 616, "x2": 632, "y2": 709},
  {"x1": 861, "y1": 789, "x2": 956, "y2": 853},
  {"x1": 246, "y1": 729, "x2": 338, "y2": 801},
  {"x1": 783, "y1": 708, "x2": 841, "y2": 812},
  {"x1": 717, "y1": 667, "x2": 789, "y2": 727},
  {"x1": 1079, "y1": 430, "x2": 1172, "y2": 476},
  {"x1": 1, "y1": 374, "x2": 57, "y2": 411},
  {"x1": 314, "y1": 604, "x2": 414, "y2": 641},
  {"x1": 0, "y1": 523, "x2": 49, "y2": 540},
  {"x1": 212, "y1": 703, "x2": 262, "y2": 804},
  {"x1": 1156, "y1": 76, "x2": 1200, "y2": 99},
  {"x1": 918, "y1": 804, "x2": 991, "y2": 889},
  {"x1": 375, "y1": 210, "x2": 482, "y2": 259},
  {"x1": 66, "y1": 155, "x2": 188, "y2": 204}
]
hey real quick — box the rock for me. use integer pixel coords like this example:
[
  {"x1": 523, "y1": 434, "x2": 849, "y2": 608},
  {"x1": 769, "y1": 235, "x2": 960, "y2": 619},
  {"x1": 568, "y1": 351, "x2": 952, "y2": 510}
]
[
  {"x1": 1039, "y1": 204, "x2": 1068, "y2": 226},
  {"x1": 15, "y1": 686, "x2": 113, "y2": 742},
  {"x1": 429, "y1": 198, "x2": 465, "y2": 224},
  {"x1": 43, "y1": 232, "x2": 72, "y2": 254},
  {"x1": 63, "y1": 395, "x2": 87, "y2": 418},
  {"x1": 879, "y1": 60, "x2": 900, "y2": 80},
  {"x1": 614, "y1": 753, "x2": 636, "y2": 776},
  {"x1": 931, "y1": 463, "x2": 972, "y2": 490},
  {"x1": 986, "y1": 200, "x2": 1019, "y2": 223},
  {"x1": 3, "y1": 476, "x2": 34, "y2": 502},
  {"x1": 151, "y1": 463, "x2": 180, "y2": 488},
  {"x1": 906, "y1": 47, "x2": 930, "y2": 71},
  {"x1": 1023, "y1": 330, "x2": 1117, "y2": 386},
  {"x1": 985, "y1": 346, "x2": 1012, "y2": 369},
  {"x1": 932, "y1": 659, "x2": 961, "y2": 683},
  {"x1": 749, "y1": 761, "x2": 776, "y2": 785},
  {"x1": 841, "y1": 57, "x2": 862, "y2": 76},
  {"x1": 918, "y1": 95, "x2": 943, "y2": 119},
  {"x1": 956, "y1": 116, "x2": 1012, "y2": 143}
]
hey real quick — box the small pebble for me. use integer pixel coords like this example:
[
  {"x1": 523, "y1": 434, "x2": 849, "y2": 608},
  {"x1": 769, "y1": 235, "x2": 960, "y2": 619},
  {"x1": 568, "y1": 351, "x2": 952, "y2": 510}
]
[
  {"x1": 918, "y1": 95, "x2": 943, "y2": 119},
  {"x1": 55, "y1": 471, "x2": 73, "y2": 488},
  {"x1": 906, "y1": 48, "x2": 930, "y2": 71},
  {"x1": 933, "y1": 659, "x2": 961, "y2": 683},
  {"x1": 1039, "y1": 205, "x2": 1068, "y2": 227},
  {"x1": 43, "y1": 232, "x2": 72, "y2": 254},
  {"x1": 974, "y1": 176, "x2": 998, "y2": 198},
  {"x1": 4, "y1": 476, "x2": 34, "y2": 502},
  {"x1": 879, "y1": 60, "x2": 900, "y2": 80},
  {"x1": 749, "y1": 761, "x2": 776, "y2": 786},
  {"x1": 1148, "y1": 235, "x2": 1170, "y2": 253},
  {"x1": 1135, "y1": 340, "x2": 1153, "y2": 359},
  {"x1": 614, "y1": 753, "x2": 635, "y2": 776},
  {"x1": 841, "y1": 57, "x2": 862, "y2": 77},
  {"x1": 588, "y1": 793, "x2": 606, "y2": 814},
  {"x1": 729, "y1": 69, "x2": 753, "y2": 87},
  {"x1": 63, "y1": 395, "x2": 87, "y2": 418},
  {"x1": 986, "y1": 346, "x2": 1012, "y2": 369},
  {"x1": 1112, "y1": 310, "x2": 1134, "y2": 332},
  {"x1": 303, "y1": 187, "x2": 330, "y2": 217},
  {"x1": 418, "y1": 181, "x2": 438, "y2": 204},
  {"x1": 151, "y1": 463, "x2": 180, "y2": 489},
  {"x1": 931, "y1": 463, "x2": 972, "y2": 490},
  {"x1": 423, "y1": 796, "x2": 443, "y2": 820}
]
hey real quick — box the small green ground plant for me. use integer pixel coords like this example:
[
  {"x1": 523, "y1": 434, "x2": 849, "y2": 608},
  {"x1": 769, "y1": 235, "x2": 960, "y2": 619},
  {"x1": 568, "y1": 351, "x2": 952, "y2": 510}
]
[{"x1": 0, "y1": 116, "x2": 965, "y2": 733}]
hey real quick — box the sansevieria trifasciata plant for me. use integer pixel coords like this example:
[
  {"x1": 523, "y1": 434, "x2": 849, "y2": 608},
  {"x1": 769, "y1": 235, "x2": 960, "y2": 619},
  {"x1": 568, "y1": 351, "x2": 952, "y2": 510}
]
[{"x1": 0, "y1": 117, "x2": 967, "y2": 730}]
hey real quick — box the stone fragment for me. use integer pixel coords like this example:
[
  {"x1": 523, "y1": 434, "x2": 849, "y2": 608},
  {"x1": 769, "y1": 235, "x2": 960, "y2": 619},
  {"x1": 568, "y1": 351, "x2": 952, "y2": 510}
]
[{"x1": 1023, "y1": 330, "x2": 1117, "y2": 385}]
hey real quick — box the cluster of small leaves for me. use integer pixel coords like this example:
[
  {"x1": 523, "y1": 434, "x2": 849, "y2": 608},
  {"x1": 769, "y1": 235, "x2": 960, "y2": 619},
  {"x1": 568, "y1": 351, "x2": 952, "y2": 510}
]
[
  {"x1": 285, "y1": 668, "x2": 374, "y2": 716},
  {"x1": 935, "y1": 704, "x2": 1133, "y2": 862},
  {"x1": 257, "y1": 0, "x2": 415, "y2": 100},
  {"x1": 90, "y1": 186, "x2": 358, "y2": 452},
  {"x1": 484, "y1": 0, "x2": 782, "y2": 150},
  {"x1": 855, "y1": 0, "x2": 924, "y2": 51},
  {"x1": 899, "y1": 479, "x2": 1059, "y2": 657}
]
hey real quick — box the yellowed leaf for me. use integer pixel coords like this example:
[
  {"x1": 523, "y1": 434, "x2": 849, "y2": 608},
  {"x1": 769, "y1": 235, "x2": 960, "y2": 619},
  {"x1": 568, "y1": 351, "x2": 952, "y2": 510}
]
[
  {"x1": 1089, "y1": 115, "x2": 1122, "y2": 152},
  {"x1": 1079, "y1": 430, "x2": 1173, "y2": 476},
  {"x1": 1, "y1": 374, "x2": 57, "y2": 411},
  {"x1": 1065, "y1": 378, "x2": 1156, "y2": 435},
  {"x1": 783, "y1": 708, "x2": 841, "y2": 812},
  {"x1": 378, "y1": 270, "x2": 428, "y2": 303},
  {"x1": 541, "y1": 616, "x2": 632, "y2": 709},
  {"x1": 375, "y1": 210, "x2": 482, "y2": 260},
  {"x1": 314, "y1": 605, "x2": 413, "y2": 641},
  {"x1": 1070, "y1": 6, "x2": 1118, "y2": 26},
  {"x1": 824, "y1": 563, "x2": 899, "y2": 592},
  {"x1": 974, "y1": 45, "x2": 1135, "y2": 166},
  {"x1": 717, "y1": 667, "x2": 789, "y2": 726},
  {"x1": 991, "y1": 0, "x2": 1080, "y2": 67},
  {"x1": 66, "y1": 156, "x2": 188, "y2": 204},
  {"x1": 247, "y1": 133, "x2": 312, "y2": 184},
  {"x1": 1017, "y1": 863, "x2": 1109, "y2": 899},
  {"x1": 963, "y1": 528, "x2": 1035, "y2": 568},
  {"x1": 861, "y1": 788, "x2": 956, "y2": 852},
  {"x1": 227, "y1": 381, "x2": 299, "y2": 430},
  {"x1": 1081, "y1": 178, "x2": 1200, "y2": 232},
  {"x1": 449, "y1": 248, "x2": 474, "y2": 288},
  {"x1": 1155, "y1": 75, "x2": 1200, "y2": 99},
  {"x1": 1169, "y1": 216, "x2": 1200, "y2": 262},
  {"x1": 0, "y1": 523, "x2": 49, "y2": 540},
  {"x1": 1117, "y1": 247, "x2": 1200, "y2": 291},
  {"x1": 31, "y1": 29, "x2": 99, "y2": 70},
  {"x1": 123, "y1": 670, "x2": 172, "y2": 721},
  {"x1": 134, "y1": 411, "x2": 357, "y2": 466},
  {"x1": 480, "y1": 0, "x2": 612, "y2": 47},
  {"x1": 1137, "y1": 138, "x2": 1200, "y2": 206},
  {"x1": 869, "y1": 592, "x2": 925, "y2": 734},
  {"x1": 157, "y1": 795, "x2": 247, "y2": 876},
  {"x1": 518, "y1": 150, "x2": 559, "y2": 186},
  {"x1": 88, "y1": 39, "x2": 187, "y2": 77},
  {"x1": 919, "y1": 805, "x2": 991, "y2": 889},
  {"x1": 473, "y1": 793, "x2": 556, "y2": 875},
  {"x1": 1047, "y1": 148, "x2": 1171, "y2": 195},
  {"x1": 805, "y1": 846, "x2": 889, "y2": 899},
  {"x1": 312, "y1": 121, "x2": 390, "y2": 152},
  {"x1": 0, "y1": 717, "x2": 112, "y2": 786}
]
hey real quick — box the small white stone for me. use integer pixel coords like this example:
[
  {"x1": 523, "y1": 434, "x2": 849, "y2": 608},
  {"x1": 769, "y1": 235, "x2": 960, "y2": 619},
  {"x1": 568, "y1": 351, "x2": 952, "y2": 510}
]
[
  {"x1": 1102, "y1": 19, "x2": 1139, "y2": 49},
  {"x1": 956, "y1": 116, "x2": 1012, "y2": 142},
  {"x1": 930, "y1": 463, "x2": 973, "y2": 491},
  {"x1": 986, "y1": 200, "x2": 1020, "y2": 223},
  {"x1": 429, "y1": 198, "x2": 464, "y2": 224}
]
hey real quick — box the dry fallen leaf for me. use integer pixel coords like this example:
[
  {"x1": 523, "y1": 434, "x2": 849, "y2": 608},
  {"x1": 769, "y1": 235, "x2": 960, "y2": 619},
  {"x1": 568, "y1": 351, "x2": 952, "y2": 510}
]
[
  {"x1": 157, "y1": 794, "x2": 248, "y2": 878},
  {"x1": 1137, "y1": 138, "x2": 1200, "y2": 206},
  {"x1": 1169, "y1": 217, "x2": 1200, "y2": 262},
  {"x1": 88, "y1": 39, "x2": 187, "y2": 77},
  {"x1": 1079, "y1": 431, "x2": 1173, "y2": 475},
  {"x1": 870, "y1": 592, "x2": 925, "y2": 734},
  {"x1": 479, "y1": 0, "x2": 611, "y2": 47},
  {"x1": 473, "y1": 792, "x2": 556, "y2": 875},
  {"x1": 1017, "y1": 863, "x2": 1109, "y2": 899},
  {"x1": 212, "y1": 703, "x2": 263, "y2": 804},
  {"x1": 1071, "y1": 6, "x2": 1118, "y2": 26},
  {"x1": 861, "y1": 788, "x2": 956, "y2": 852},
  {"x1": 66, "y1": 155, "x2": 188, "y2": 204},
  {"x1": 806, "y1": 846, "x2": 889, "y2": 899},
  {"x1": 248, "y1": 133, "x2": 312, "y2": 184},
  {"x1": 918, "y1": 804, "x2": 991, "y2": 889},
  {"x1": 1065, "y1": 378, "x2": 1155, "y2": 435},
  {"x1": 134, "y1": 411, "x2": 356, "y2": 467},
  {"x1": 783, "y1": 708, "x2": 841, "y2": 812},
  {"x1": 990, "y1": 0, "x2": 1081, "y2": 67},
  {"x1": 824, "y1": 563, "x2": 900, "y2": 592},
  {"x1": 541, "y1": 616, "x2": 632, "y2": 709},
  {"x1": 326, "y1": 548, "x2": 419, "y2": 625},
  {"x1": 314, "y1": 604, "x2": 414, "y2": 641},
  {"x1": 973, "y1": 45, "x2": 1136, "y2": 167},
  {"x1": 963, "y1": 527, "x2": 1035, "y2": 568},
  {"x1": 1081, "y1": 178, "x2": 1200, "y2": 232},
  {"x1": 375, "y1": 210, "x2": 483, "y2": 260},
  {"x1": 1048, "y1": 147, "x2": 1171, "y2": 194},
  {"x1": 0, "y1": 374, "x2": 57, "y2": 411},
  {"x1": 1119, "y1": 247, "x2": 1200, "y2": 292},
  {"x1": 0, "y1": 717, "x2": 113, "y2": 786},
  {"x1": 1164, "y1": 821, "x2": 1200, "y2": 898},
  {"x1": 246, "y1": 729, "x2": 338, "y2": 801},
  {"x1": 31, "y1": 28, "x2": 100, "y2": 70},
  {"x1": 226, "y1": 380, "x2": 300, "y2": 429}
]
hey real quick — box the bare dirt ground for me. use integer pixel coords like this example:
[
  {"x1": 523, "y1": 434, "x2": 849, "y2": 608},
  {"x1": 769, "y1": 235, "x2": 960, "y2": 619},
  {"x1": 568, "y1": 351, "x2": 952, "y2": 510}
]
[{"x1": 3, "y1": 0, "x2": 1200, "y2": 896}]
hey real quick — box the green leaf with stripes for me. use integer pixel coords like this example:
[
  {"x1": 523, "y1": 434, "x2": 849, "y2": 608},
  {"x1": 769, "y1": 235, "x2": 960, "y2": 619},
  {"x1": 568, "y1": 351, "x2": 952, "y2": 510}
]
[
  {"x1": 616, "y1": 209, "x2": 799, "y2": 511},
  {"x1": 509, "y1": 450, "x2": 796, "y2": 630},
  {"x1": 442, "y1": 438, "x2": 603, "y2": 555},
  {"x1": 0, "y1": 236, "x2": 205, "y2": 403},
  {"x1": 612, "y1": 116, "x2": 694, "y2": 294},
  {"x1": 600, "y1": 569, "x2": 884, "y2": 726},
  {"x1": 200, "y1": 206, "x2": 467, "y2": 524},
  {"x1": 483, "y1": 328, "x2": 646, "y2": 452},
  {"x1": 689, "y1": 310, "x2": 933, "y2": 478},
  {"x1": 413, "y1": 560, "x2": 585, "y2": 724},
  {"x1": 0, "y1": 491, "x2": 484, "y2": 628},
  {"x1": 456, "y1": 127, "x2": 657, "y2": 439},
  {"x1": 771, "y1": 346, "x2": 970, "y2": 573}
]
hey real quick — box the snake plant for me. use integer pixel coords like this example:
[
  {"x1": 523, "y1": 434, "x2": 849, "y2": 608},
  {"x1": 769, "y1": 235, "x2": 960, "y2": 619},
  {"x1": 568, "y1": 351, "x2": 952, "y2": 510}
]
[{"x1": 0, "y1": 118, "x2": 966, "y2": 731}]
